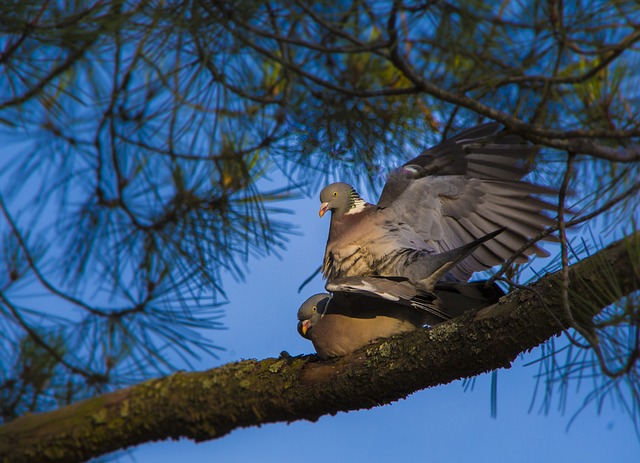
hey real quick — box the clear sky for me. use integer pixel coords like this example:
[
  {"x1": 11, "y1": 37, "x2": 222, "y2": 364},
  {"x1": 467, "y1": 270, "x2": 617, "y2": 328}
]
[{"x1": 129, "y1": 187, "x2": 639, "y2": 463}]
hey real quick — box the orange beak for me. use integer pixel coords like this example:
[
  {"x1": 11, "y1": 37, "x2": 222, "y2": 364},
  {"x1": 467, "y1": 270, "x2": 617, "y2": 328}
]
[
  {"x1": 301, "y1": 320, "x2": 310, "y2": 336},
  {"x1": 319, "y1": 202, "x2": 329, "y2": 217}
]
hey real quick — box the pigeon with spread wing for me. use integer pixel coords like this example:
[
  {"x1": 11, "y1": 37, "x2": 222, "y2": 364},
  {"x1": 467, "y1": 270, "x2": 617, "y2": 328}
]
[{"x1": 319, "y1": 123, "x2": 557, "y2": 284}]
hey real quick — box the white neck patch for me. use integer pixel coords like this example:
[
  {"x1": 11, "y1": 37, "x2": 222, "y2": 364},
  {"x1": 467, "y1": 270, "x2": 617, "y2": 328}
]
[{"x1": 346, "y1": 196, "x2": 368, "y2": 214}]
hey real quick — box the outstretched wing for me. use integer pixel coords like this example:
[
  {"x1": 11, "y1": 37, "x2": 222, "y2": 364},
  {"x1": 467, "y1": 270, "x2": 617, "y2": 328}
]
[{"x1": 377, "y1": 123, "x2": 557, "y2": 281}]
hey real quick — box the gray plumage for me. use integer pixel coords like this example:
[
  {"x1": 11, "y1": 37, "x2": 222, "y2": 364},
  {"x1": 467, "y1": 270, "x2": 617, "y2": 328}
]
[
  {"x1": 319, "y1": 123, "x2": 557, "y2": 283},
  {"x1": 297, "y1": 276, "x2": 502, "y2": 359}
]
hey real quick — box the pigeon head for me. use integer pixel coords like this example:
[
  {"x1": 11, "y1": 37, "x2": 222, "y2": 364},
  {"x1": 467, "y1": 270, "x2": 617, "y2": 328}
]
[
  {"x1": 319, "y1": 182, "x2": 365, "y2": 217},
  {"x1": 297, "y1": 293, "x2": 329, "y2": 339}
]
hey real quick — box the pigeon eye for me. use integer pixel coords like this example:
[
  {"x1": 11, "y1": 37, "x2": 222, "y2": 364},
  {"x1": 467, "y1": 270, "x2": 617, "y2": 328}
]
[
  {"x1": 332, "y1": 191, "x2": 338, "y2": 197},
  {"x1": 312, "y1": 306, "x2": 317, "y2": 312}
]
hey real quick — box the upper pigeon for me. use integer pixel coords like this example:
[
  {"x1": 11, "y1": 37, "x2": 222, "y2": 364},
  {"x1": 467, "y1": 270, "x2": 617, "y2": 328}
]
[{"x1": 319, "y1": 123, "x2": 557, "y2": 284}]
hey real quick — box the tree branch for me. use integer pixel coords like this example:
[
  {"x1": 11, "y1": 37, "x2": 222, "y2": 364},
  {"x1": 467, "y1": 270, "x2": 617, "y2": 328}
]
[{"x1": 1, "y1": 232, "x2": 638, "y2": 463}]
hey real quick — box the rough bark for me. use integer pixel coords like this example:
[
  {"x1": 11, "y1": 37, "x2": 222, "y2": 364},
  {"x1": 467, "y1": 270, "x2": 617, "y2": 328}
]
[{"x1": 0, "y1": 233, "x2": 638, "y2": 463}]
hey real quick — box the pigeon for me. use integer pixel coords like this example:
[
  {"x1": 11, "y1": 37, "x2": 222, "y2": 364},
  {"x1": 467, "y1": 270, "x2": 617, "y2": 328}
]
[
  {"x1": 297, "y1": 276, "x2": 503, "y2": 359},
  {"x1": 319, "y1": 123, "x2": 557, "y2": 283}
]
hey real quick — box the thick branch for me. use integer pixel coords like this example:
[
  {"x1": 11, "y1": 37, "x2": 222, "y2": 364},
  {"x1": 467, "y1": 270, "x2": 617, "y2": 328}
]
[{"x1": 1, "y1": 233, "x2": 638, "y2": 463}]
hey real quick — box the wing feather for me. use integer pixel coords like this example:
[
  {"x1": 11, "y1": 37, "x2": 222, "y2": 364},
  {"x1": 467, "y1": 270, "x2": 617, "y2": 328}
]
[
  {"x1": 383, "y1": 178, "x2": 557, "y2": 272},
  {"x1": 327, "y1": 276, "x2": 451, "y2": 323}
]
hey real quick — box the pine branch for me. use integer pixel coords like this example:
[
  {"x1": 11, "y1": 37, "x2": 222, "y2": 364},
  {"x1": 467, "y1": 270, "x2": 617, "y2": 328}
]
[{"x1": 1, "y1": 232, "x2": 638, "y2": 463}]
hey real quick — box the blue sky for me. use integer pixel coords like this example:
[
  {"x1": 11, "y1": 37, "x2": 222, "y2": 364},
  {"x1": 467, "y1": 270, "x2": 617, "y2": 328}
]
[{"x1": 128, "y1": 187, "x2": 638, "y2": 463}]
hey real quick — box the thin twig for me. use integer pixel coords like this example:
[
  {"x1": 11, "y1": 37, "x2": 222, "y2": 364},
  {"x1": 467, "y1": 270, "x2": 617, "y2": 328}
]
[
  {"x1": 558, "y1": 154, "x2": 575, "y2": 327},
  {"x1": 0, "y1": 290, "x2": 99, "y2": 381}
]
